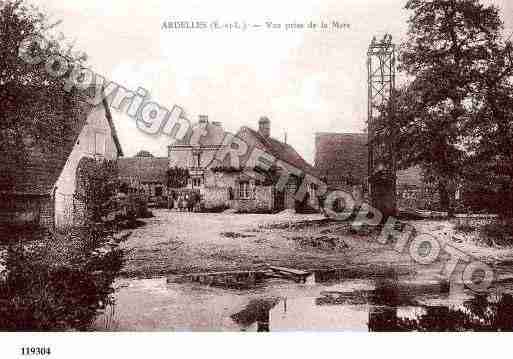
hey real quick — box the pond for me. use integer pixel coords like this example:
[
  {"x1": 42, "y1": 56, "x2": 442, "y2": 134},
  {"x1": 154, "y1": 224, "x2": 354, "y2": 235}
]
[{"x1": 94, "y1": 268, "x2": 513, "y2": 331}]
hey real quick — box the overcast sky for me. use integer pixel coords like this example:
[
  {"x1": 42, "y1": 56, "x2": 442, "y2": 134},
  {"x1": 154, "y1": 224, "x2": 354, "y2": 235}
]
[{"x1": 33, "y1": 0, "x2": 513, "y2": 163}]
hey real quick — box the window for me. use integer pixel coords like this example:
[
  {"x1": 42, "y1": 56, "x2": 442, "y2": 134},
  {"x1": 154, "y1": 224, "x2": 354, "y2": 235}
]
[
  {"x1": 94, "y1": 132, "x2": 106, "y2": 155},
  {"x1": 287, "y1": 180, "x2": 297, "y2": 193},
  {"x1": 193, "y1": 153, "x2": 201, "y2": 168},
  {"x1": 192, "y1": 177, "x2": 202, "y2": 188},
  {"x1": 239, "y1": 181, "x2": 251, "y2": 199},
  {"x1": 308, "y1": 183, "x2": 316, "y2": 200}
]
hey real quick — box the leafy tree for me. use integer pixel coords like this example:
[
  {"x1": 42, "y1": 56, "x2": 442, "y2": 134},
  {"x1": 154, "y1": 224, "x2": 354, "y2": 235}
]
[
  {"x1": 0, "y1": 0, "x2": 87, "y2": 87},
  {"x1": 464, "y1": 39, "x2": 513, "y2": 217},
  {"x1": 375, "y1": 86, "x2": 465, "y2": 212},
  {"x1": 0, "y1": 1, "x2": 125, "y2": 331},
  {"x1": 377, "y1": 0, "x2": 509, "y2": 215},
  {"x1": 0, "y1": 0, "x2": 90, "y2": 192}
]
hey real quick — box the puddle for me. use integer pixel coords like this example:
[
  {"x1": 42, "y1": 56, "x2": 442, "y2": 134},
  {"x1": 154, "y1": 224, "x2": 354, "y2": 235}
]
[{"x1": 94, "y1": 270, "x2": 513, "y2": 331}]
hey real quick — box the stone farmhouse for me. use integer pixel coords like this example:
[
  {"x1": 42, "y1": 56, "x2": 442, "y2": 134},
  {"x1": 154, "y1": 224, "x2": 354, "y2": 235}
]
[
  {"x1": 117, "y1": 156, "x2": 169, "y2": 200},
  {"x1": 0, "y1": 86, "x2": 123, "y2": 231},
  {"x1": 168, "y1": 116, "x2": 323, "y2": 213}
]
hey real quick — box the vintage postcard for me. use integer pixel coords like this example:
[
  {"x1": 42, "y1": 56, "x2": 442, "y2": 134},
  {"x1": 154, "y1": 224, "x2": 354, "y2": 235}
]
[{"x1": 1, "y1": 0, "x2": 513, "y2": 356}]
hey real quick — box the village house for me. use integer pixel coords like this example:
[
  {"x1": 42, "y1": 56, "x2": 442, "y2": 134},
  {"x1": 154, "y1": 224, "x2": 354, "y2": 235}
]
[
  {"x1": 117, "y1": 156, "x2": 169, "y2": 204},
  {"x1": 314, "y1": 133, "x2": 368, "y2": 203},
  {"x1": 0, "y1": 86, "x2": 123, "y2": 231},
  {"x1": 168, "y1": 116, "x2": 323, "y2": 213},
  {"x1": 314, "y1": 132, "x2": 439, "y2": 210}
]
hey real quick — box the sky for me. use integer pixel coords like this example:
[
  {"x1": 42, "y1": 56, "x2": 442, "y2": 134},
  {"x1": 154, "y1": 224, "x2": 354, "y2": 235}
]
[{"x1": 33, "y1": 0, "x2": 513, "y2": 163}]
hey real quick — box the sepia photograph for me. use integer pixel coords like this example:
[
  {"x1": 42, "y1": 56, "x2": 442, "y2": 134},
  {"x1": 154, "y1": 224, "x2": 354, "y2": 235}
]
[{"x1": 1, "y1": 0, "x2": 513, "y2": 356}]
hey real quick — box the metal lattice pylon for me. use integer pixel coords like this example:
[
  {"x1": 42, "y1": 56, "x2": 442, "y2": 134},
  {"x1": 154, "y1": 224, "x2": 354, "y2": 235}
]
[
  {"x1": 367, "y1": 34, "x2": 396, "y2": 180},
  {"x1": 367, "y1": 34, "x2": 397, "y2": 216}
]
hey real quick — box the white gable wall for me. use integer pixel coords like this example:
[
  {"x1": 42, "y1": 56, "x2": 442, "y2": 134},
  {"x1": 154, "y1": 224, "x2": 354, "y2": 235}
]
[{"x1": 54, "y1": 104, "x2": 119, "y2": 230}]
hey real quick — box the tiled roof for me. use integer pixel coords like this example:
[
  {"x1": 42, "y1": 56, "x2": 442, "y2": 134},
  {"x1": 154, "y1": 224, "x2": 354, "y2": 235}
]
[
  {"x1": 314, "y1": 132, "x2": 368, "y2": 185},
  {"x1": 0, "y1": 85, "x2": 122, "y2": 196},
  {"x1": 0, "y1": 85, "x2": 111, "y2": 195},
  {"x1": 314, "y1": 132, "x2": 426, "y2": 189},
  {"x1": 169, "y1": 120, "x2": 320, "y2": 179},
  {"x1": 238, "y1": 127, "x2": 320, "y2": 178},
  {"x1": 118, "y1": 157, "x2": 169, "y2": 183}
]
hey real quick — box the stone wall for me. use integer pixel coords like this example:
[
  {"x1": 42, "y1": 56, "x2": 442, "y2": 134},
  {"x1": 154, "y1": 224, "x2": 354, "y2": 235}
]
[
  {"x1": 54, "y1": 103, "x2": 120, "y2": 230},
  {"x1": 203, "y1": 187, "x2": 229, "y2": 209},
  {"x1": 232, "y1": 186, "x2": 274, "y2": 213},
  {"x1": 255, "y1": 186, "x2": 274, "y2": 212},
  {"x1": 54, "y1": 193, "x2": 74, "y2": 229},
  {"x1": 397, "y1": 184, "x2": 439, "y2": 210},
  {"x1": 284, "y1": 181, "x2": 297, "y2": 210},
  {"x1": 0, "y1": 195, "x2": 42, "y2": 228},
  {"x1": 0, "y1": 194, "x2": 58, "y2": 231},
  {"x1": 39, "y1": 197, "x2": 54, "y2": 229}
]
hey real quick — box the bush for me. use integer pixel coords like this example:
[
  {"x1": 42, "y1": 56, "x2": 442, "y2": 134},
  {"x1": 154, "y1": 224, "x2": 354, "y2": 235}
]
[
  {"x1": 480, "y1": 221, "x2": 513, "y2": 247},
  {"x1": 454, "y1": 221, "x2": 475, "y2": 234},
  {"x1": 117, "y1": 194, "x2": 151, "y2": 219},
  {"x1": 0, "y1": 158, "x2": 127, "y2": 331},
  {"x1": 0, "y1": 227, "x2": 125, "y2": 331}
]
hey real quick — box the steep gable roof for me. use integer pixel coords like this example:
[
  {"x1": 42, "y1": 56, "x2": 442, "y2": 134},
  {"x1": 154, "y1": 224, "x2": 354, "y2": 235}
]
[
  {"x1": 238, "y1": 126, "x2": 320, "y2": 178},
  {"x1": 314, "y1": 132, "x2": 368, "y2": 186},
  {"x1": 0, "y1": 85, "x2": 122, "y2": 195},
  {"x1": 118, "y1": 157, "x2": 169, "y2": 184}
]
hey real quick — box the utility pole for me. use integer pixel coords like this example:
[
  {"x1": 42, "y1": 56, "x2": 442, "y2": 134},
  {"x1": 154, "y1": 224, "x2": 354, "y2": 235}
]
[{"x1": 367, "y1": 34, "x2": 397, "y2": 218}]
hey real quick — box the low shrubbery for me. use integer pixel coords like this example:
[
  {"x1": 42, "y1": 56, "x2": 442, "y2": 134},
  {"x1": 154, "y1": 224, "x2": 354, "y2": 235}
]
[
  {"x1": 454, "y1": 221, "x2": 476, "y2": 234},
  {"x1": 0, "y1": 225, "x2": 125, "y2": 331},
  {"x1": 480, "y1": 221, "x2": 513, "y2": 247},
  {"x1": 0, "y1": 159, "x2": 129, "y2": 331}
]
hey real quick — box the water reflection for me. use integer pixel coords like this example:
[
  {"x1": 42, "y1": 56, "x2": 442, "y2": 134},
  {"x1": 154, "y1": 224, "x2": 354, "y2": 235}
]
[
  {"x1": 230, "y1": 273, "x2": 513, "y2": 332},
  {"x1": 231, "y1": 298, "x2": 280, "y2": 332},
  {"x1": 369, "y1": 293, "x2": 513, "y2": 332},
  {"x1": 97, "y1": 270, "x2": 513, "y2": 332}
]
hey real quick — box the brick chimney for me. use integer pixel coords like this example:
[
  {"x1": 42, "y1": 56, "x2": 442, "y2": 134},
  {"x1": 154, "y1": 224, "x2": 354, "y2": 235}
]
[
  {"x1": 198, "y1": 115, "x2": 208, "y2": 124},
  {"x1": 258, "y1": 117, "x2": 270, "y2": 138}
]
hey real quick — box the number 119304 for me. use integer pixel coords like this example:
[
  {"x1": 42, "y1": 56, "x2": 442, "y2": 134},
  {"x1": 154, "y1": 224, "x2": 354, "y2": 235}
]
[{"x1": 21, "y1": 347, "x2": 51, "y2": 356}]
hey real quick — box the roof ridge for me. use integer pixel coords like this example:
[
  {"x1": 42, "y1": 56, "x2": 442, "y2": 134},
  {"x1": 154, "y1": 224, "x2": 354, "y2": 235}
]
[{"x1": 239, "y1": 125, "x2": 319, "y2": 177}]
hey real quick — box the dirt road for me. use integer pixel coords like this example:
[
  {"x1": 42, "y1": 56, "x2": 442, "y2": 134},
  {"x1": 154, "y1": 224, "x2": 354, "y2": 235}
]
[
  {"x1": 120, "y1": 210, "x2": 416, "y2": 277},
  {"x1": 119, "y1": 209, "x2": 513, "y2": 281}
]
